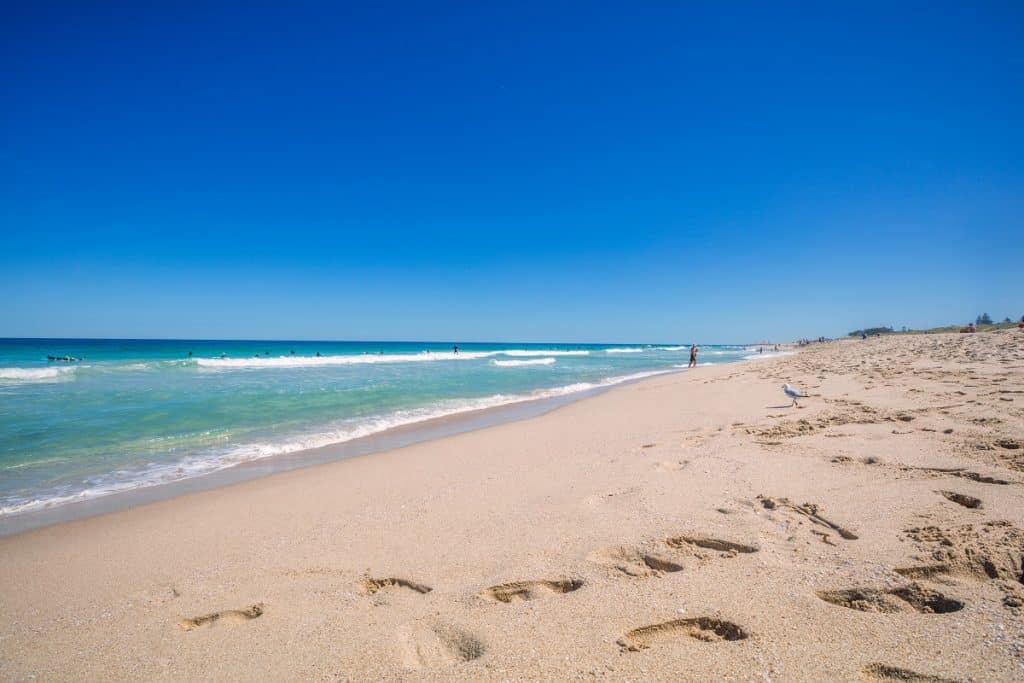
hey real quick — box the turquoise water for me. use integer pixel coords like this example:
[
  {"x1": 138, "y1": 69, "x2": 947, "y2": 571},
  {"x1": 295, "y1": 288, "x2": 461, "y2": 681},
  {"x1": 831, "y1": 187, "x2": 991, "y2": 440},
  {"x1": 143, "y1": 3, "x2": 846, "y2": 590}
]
[{"x1": 0, "y1": 338, "x2": 758, "y2": 517}]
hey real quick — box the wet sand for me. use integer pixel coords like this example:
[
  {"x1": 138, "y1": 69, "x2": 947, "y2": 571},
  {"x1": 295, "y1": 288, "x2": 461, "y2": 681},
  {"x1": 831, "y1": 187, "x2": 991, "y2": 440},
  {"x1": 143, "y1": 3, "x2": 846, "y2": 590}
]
[{"x1": 1, "y1": 330, "x2": 1022, "y2": 681}]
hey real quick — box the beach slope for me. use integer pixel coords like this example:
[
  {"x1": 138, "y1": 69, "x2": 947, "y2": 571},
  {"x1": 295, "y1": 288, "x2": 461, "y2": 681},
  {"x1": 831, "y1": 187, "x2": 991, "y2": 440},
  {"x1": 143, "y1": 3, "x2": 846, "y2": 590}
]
[{"x1": 1, "y1": 331, "x2": 1023, "y2": 681}]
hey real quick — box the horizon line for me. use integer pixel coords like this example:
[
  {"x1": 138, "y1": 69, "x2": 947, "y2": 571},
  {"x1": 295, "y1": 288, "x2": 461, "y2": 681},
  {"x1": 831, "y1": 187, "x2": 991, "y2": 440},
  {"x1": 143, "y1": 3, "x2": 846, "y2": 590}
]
[{"x1": 0, "y1": 336, "x2": 757, "y2": 346}]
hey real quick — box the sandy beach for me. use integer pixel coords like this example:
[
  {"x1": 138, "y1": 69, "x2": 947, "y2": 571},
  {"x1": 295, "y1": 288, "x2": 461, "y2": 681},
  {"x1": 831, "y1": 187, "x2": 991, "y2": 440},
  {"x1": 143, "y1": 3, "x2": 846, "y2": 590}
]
[{"x1": 1, "y1": 330, "x2": 1022, "y2": 681}]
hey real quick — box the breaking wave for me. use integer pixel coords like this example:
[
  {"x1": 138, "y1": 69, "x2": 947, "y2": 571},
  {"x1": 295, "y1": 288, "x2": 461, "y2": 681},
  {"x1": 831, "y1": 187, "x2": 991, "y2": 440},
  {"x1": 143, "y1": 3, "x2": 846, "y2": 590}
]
[
  {"x1": 500, "y1": 349, "x2": 588, "y2": 357},
  {"x1": 0, "y1": 366, "x2": 77, "y2": 383},
  {"x1": 492, "y1": 358, "x2": 556, "y2": 367},
  {"x1": 194, "y1": 351, "x2": 493, "y2": 368},
  {"x1": 192, "y1": 348, "x2": 592, "y2": 369}
]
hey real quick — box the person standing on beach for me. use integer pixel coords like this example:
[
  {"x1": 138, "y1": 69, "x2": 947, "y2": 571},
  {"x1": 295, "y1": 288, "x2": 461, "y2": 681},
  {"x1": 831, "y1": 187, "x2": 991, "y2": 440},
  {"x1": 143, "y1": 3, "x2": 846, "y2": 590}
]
[{"x1": 688, "y1": 343, "x2": 698, "y2": 368}]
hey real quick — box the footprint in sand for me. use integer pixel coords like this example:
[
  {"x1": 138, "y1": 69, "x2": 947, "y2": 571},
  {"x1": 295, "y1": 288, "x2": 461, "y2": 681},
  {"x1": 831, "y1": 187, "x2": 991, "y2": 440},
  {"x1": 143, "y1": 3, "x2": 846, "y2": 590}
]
[
  {"x1": 178, "y1": 603, "x2": 265, "y2": 631},
  {"x1": 892, "y1": 564, "x2": 955, "y2": 582},
  {"x1": 816, "y1": 585, "x2": 963, "y2": 614},
  {"x1": 480, "y1": 579, "x2": 583, "y2": 603},
  {"x1": 617, "y1": 617, "x2": 749, "y2": 651},
  {"x1": 947, "y1": 470, "x2": 1010, "y2": 485},
  {"x1": 758, "y1": 496, "x2": 859, "y2": 540},
  {"x1": 831, "y1": 455, "x2": 883, "y2": 466},
  {"x1": 359, "y1": 577, "x2": 432, "y2": 595},
  {"x1": 903, "y1": 521, "x2": 1024, "y2": 610},
  {"x1": 904, "y1": 521, "x2": 1024, "y2": 581},
  {"x1": 937, "y1": 490, "x2": 982, "y2": 509},
  {"x1": 397, "y1": 623, "x2": 486, "y2": 669},
  {"x1": 861, "y1": 663, "x2": 963, "y2": 682},
  {"x1": 909, "y1": 467, "x2": 1011, "y2": 485},
  {"x1": 588, "y1": 546, "x2": 683, "y2": 578},
  {"x1": 655, "y1": 460, "x2": 688, "y2": 472},
  {"x1": 665, "y1": 535, "x2": 759, "y2": 556}
]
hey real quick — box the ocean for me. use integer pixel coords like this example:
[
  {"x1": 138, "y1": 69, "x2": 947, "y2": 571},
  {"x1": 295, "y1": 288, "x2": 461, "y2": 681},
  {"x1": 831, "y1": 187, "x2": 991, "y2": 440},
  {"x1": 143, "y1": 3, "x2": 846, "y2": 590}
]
[{"x1": 0, "y1": 338, "x2": 764, "y2": 522}]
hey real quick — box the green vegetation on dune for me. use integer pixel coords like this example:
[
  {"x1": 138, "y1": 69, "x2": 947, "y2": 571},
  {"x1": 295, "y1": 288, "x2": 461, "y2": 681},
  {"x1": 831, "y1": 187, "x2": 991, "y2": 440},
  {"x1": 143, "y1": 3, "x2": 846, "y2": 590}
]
[
  {"x1": 850, "y1": 314, "x2": 1022, "y2": 337},
  {"x1": 905, "y1": 322, "x2": 1019, "y2": 334},
  {"x1": 848, "y1": 326, "x2": 894, "y2": 337}
]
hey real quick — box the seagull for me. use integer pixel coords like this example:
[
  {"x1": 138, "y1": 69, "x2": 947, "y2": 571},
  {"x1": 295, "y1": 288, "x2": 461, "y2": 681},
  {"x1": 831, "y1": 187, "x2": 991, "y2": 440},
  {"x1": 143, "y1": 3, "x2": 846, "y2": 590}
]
[{"x1": 782, "y1": 383, "x2": 807, "y2": 407}]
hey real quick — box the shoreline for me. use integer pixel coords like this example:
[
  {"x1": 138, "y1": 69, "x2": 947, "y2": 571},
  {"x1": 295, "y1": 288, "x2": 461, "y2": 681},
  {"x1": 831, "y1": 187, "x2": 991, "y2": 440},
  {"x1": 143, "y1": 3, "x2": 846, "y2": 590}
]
[
  {"x1": 2, "y1": 341, "x2": 762, "y2": 528},
  {"x1": 0, "y1": 367, "x2": 683, "y2": 537},
  {"x1": 2, "y1": 331, "x2": 1020, "y2": 681}
]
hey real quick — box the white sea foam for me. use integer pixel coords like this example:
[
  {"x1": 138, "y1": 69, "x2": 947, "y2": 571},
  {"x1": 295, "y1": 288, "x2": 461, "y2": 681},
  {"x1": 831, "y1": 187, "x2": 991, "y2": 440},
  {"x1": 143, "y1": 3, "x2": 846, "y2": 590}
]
[
  {"x1": 117, "y1": 362, "x2": 154, "y2": 371},
  {"x1": 492, "y1": 358, "x2": 556, "y2": 367},
  {"x1": 194, "y1": 351, "x2": 497, "y2": 368},
  {"x1": 605, "y1": 347, "x2": 646, "y2": 353},
  {"x1": 742, "y1": 351, "x2": 794, "y2": 361},
  {"x1": 0, "y1": 368, "x2": 673, "y2": 518},
  {"x1": 192, "y1": 348, "x2": 591, "y2": 369},
  {"x1": 0, "y1": 366, "x2": 77, "y2": 382},
  {"x1": 500, "y1": 349, "x2": 588, "y2": 357},
  {"x1": 655, "y1": 346, "x2": 688, "y2": 351}
]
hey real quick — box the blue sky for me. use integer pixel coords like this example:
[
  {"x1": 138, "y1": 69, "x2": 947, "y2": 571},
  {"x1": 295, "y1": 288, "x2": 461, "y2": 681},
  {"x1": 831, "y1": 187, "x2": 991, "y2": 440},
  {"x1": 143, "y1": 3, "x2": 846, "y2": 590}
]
[{"x1": 1, "y1": 2, "x2": 1021, "y2": 343}]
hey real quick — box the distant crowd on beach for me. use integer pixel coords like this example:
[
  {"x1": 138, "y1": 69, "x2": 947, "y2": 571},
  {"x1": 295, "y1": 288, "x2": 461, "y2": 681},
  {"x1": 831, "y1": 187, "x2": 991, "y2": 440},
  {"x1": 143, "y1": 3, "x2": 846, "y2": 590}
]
[
  {"x1": 755, "y1": 345, "x2": 782, "y2": 354},
  {"x1": 796, "y1": 336, "x2": 830, "y2": 346}
]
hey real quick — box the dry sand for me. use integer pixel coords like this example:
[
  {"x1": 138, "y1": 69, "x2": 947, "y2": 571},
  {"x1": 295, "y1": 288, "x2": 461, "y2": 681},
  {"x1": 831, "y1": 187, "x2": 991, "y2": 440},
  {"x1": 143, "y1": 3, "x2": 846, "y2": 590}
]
[{"x1": 1, "y1": 330, "x2": 1023, "y2": 681}]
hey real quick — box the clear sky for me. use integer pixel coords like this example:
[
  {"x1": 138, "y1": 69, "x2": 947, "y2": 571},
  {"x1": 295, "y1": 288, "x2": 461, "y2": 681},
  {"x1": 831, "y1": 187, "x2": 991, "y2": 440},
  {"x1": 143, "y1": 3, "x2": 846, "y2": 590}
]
[{"x1": 2, "y1": 2, "x2": 1021, "y2": 343}]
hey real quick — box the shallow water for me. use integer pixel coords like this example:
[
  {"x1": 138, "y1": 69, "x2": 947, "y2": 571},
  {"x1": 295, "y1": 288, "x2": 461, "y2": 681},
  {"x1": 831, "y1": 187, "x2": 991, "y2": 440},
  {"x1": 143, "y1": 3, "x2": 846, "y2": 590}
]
[{"x1": 0, "y1": 339, "x2": 751, "y2": 517}]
